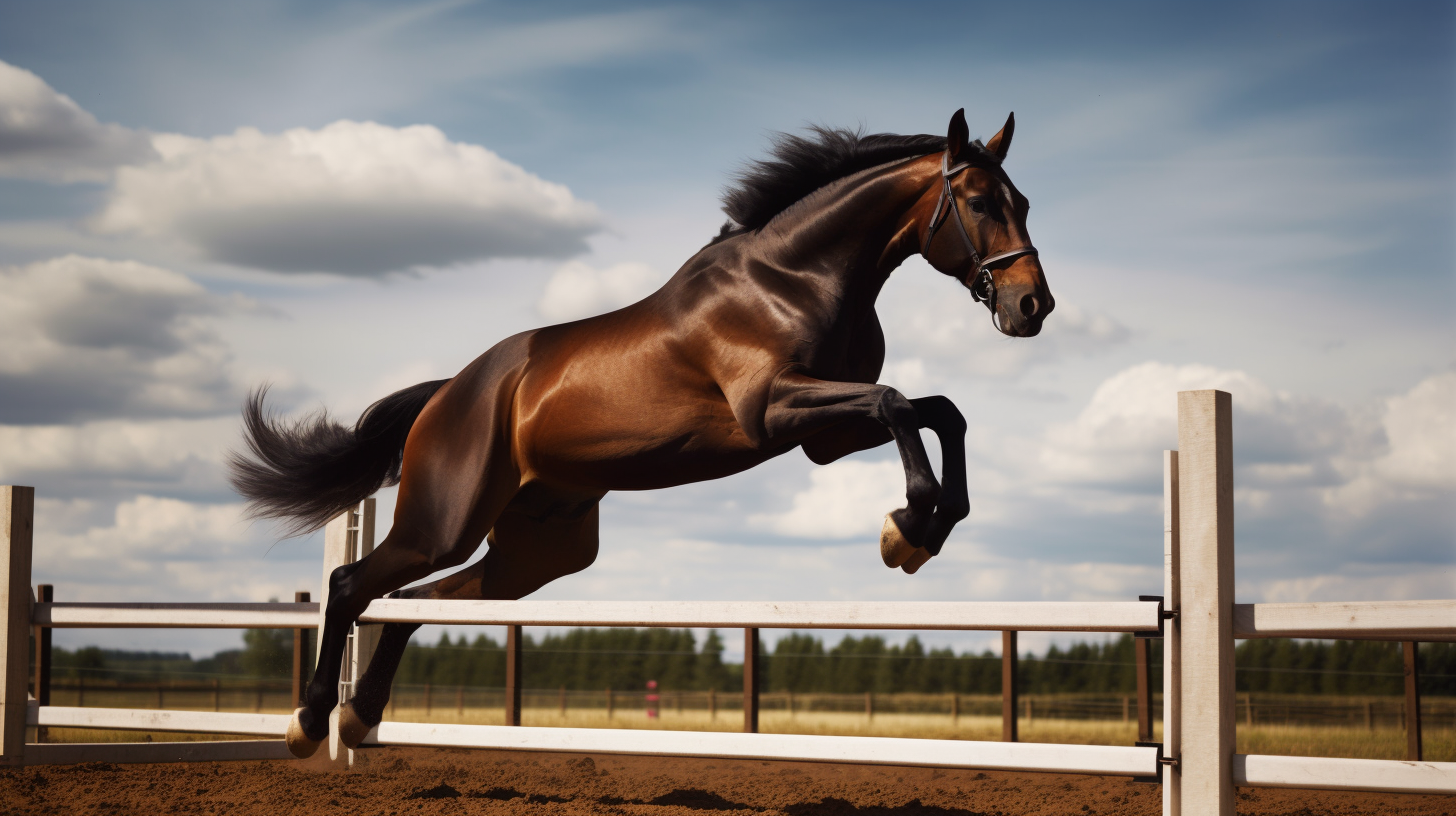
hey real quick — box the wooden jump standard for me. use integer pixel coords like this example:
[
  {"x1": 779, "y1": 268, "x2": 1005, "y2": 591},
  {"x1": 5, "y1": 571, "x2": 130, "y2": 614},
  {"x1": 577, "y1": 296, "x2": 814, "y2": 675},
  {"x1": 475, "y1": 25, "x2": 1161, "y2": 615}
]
[{"x1": 2, "y1": 389, "x2": 1453, "y2": 812}]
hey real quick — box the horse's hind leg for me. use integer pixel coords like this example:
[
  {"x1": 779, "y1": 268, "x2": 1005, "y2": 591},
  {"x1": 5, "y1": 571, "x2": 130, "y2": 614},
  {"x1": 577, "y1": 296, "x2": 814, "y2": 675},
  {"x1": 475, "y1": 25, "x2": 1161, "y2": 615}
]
[
  {"x1": 286, "y1": 396, "x2": 522, "y2": 758},
  {"x1": 338, "y1": 496, "x2": 601, "y2": 746}
]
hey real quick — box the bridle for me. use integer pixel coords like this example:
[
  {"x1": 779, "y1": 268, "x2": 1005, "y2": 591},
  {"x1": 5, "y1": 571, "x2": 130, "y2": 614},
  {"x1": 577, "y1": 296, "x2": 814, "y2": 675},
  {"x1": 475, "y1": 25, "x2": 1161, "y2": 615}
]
[{"x1": 923, "y1": 152, "x2": 1038, "y2": 314}]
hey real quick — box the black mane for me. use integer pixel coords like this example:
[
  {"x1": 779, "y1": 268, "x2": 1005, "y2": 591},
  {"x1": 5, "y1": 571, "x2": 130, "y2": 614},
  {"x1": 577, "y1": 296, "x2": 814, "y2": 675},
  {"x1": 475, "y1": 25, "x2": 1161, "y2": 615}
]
[{"x1": 717, "y1": 127, "x2": 992, "y2": 242}]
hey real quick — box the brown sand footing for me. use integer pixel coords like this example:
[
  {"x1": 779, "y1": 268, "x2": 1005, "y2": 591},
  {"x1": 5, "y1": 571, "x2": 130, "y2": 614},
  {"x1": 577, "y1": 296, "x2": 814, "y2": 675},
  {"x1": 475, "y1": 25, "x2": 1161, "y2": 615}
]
[{"x1": 1, "y1": 746, "x2": 1452, "y2": 815}]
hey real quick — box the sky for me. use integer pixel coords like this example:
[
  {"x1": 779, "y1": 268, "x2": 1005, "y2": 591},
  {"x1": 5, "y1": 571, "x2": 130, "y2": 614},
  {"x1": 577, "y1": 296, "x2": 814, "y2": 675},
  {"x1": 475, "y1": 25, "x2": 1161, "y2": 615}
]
[{"x1": 0, "y1": 0, "x2": 1452, "y2": 662}]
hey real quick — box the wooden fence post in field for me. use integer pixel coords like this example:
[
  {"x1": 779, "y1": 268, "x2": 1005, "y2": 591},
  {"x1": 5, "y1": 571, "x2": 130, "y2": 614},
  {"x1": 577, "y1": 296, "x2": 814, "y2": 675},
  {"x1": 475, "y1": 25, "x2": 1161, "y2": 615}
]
[
  {"x1": 1404, "y1": 641, "x2": 1422, "y2": 761},
  {"x1": 1001, "y1": 630, "x2": 1018, "y2": 742},
  {"x1": 864, "y1": 692, "x2": 873, "y2": 721},
  {"x1": 559, "y1": 686, "x2": 566, "y2": 716},
  {"x1": 0, "y1": 486, "x2": 34, "y2": 766},
  {"x1": 212, "y1": 679, "x2": 220, "y2": 712},
  {"x1": 456, "y1": 685, "x2": 464, "y2": 716},
  {"x1": 951, "y1": 693, "x2": 959, "y2": 724},
  {"x1": 292, "y1": 591, "x2": 310, "y2": 708},
  {"x1": 33, "y1": 583, "x2": 52, "y2": 744},
  {"x1": 708, "y1": 688, "x2": 716, "y2": 720},
  {"x1": 1163, "y1": 449, "x2": 1182, "y2": 816},
  {"x1": 1135, "y1": 637, "x2": 1152, "y2": 743},
  {"x1": 424, "y1": 683, "x2": 432, "y2": 715},
  {"x1": 1177, "y1": 390, "x2": 1235, "y2": 816},
  {"x1": 505, "y1": 624, "x2": 522, "y2": 727},
  {"x1": 606, "y1": 688, "x2": 613, "y2": 719},
  {"x1": 743, "y1": 628, "x2": 759, "y2": 733}
]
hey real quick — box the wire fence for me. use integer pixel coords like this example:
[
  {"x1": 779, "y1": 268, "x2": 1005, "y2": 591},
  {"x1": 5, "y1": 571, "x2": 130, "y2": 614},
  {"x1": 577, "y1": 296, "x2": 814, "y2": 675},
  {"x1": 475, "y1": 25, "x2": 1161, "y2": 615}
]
[{"x1": 43, "y1": 680, "x2": 1453, "y2": 731}]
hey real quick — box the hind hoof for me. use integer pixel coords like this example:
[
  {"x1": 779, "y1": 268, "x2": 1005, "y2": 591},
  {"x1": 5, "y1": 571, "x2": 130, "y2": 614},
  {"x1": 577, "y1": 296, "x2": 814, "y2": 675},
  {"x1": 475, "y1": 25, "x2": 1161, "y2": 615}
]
[
  {"x1": 285, "y1": 708, "x2": 323, "y2": 759},
  {"x1": 900, "y1": 546, "x2": 933, "y2": 574},
  {"x1": 880, "y1": 515, "x2": 917, "y2": 568},
  {"x1": 337, "y1": 701, "x2": 376, "y2": 749}
]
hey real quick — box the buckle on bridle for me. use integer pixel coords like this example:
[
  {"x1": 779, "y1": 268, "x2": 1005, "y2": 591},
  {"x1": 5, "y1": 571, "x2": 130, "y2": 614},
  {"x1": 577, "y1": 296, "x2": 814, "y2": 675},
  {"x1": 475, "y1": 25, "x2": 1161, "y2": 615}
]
[{"x1": 969, "y1": 266, "x2": 994, "y2": 303}]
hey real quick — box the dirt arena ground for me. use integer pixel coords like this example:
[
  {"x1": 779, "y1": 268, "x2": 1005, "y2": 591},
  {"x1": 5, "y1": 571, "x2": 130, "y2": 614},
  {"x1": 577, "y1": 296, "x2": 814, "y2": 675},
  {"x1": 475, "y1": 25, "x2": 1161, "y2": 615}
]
[{"x1": 2, "y1": 747, "x2": 1452, "y2": 816}]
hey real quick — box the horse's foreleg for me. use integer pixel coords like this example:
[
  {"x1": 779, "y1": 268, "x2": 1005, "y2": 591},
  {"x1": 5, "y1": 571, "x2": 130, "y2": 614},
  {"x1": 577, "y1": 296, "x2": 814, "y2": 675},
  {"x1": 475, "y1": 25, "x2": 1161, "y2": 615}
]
[
  {"x1": 901, "y1": 395, "x2": 968, "y2": 570},
  {"x1": 762, "y1": 375, "x2": 944, "y2": 566}
]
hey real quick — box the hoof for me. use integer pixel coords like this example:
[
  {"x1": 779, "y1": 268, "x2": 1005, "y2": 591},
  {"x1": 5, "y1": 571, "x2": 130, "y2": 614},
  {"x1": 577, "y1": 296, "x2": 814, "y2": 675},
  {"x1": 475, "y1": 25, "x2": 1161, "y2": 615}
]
[
  {"x1": 285, "y1": 708, "x2": 323, "y2": 759},
  {"x1": 880, "y1": 515, "x2": 917, "y2": 568},
  {"x1": 900, "y1": 546, "x2": 932, "y2": 574},
  {"x1": 337, "y1": 701, "x2": 375, "y2": 749}
]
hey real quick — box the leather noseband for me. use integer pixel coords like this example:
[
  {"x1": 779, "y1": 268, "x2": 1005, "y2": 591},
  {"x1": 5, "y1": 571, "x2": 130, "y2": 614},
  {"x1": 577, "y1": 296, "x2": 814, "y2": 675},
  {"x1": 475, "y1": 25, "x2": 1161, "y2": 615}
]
[{"x1": 923, "y1": 152, "x2": 1038, "y2": 315}]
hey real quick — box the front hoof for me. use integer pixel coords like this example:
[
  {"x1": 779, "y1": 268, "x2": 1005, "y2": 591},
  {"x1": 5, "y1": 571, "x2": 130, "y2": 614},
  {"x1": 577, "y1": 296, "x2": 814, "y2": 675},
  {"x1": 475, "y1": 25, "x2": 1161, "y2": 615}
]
[
  {"x1": 285, "y1": 708, "x2": 323, "y2": 758},
  {"x1": 900, "y1": 546, "x2": 932, "y2": 574},
  {"x1": 337, "y1": 701, "x2": 377, "y2": 749},
  {"x1": 880, "y1": 515, "x2": 917, "y2": 568}
]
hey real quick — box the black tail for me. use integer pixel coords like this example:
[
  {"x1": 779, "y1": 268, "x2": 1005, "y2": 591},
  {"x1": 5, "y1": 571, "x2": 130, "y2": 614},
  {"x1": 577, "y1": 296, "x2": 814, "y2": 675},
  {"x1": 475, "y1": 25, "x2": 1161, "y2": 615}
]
[{"x1": 227, "y1": 379, "x2": 450, "y2": 537}]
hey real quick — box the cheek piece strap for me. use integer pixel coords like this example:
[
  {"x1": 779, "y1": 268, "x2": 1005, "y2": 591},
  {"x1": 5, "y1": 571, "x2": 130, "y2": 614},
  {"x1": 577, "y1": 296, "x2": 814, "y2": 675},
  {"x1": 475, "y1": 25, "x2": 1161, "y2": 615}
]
[{"x1": 923, "y1": 152, "x2": 1038, "y2": 318}]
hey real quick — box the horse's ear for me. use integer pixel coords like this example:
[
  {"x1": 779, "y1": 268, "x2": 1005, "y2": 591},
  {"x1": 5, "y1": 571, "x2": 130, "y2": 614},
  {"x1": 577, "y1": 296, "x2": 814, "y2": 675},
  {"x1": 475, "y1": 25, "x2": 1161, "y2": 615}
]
[
  {"x1": 985, "y1": 112, "x2": 1015, "y2": 161},
  {"x1": 946, "y1": 108, "x2": 970, "y2": 161}
]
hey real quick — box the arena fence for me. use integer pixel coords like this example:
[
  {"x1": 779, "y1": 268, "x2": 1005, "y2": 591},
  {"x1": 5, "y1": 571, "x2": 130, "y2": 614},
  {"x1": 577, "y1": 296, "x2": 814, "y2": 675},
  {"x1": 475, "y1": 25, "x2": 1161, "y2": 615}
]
[{"x1": 1, "y1": 389, "x2": 1453, "y2": 814}]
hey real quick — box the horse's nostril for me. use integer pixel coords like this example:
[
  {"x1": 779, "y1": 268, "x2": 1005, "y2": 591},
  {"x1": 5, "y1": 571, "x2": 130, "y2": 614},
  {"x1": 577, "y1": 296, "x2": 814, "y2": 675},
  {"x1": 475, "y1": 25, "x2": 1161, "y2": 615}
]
[{"x1": 1020, "y1": 294, "x2": 1038, "y2": 318}]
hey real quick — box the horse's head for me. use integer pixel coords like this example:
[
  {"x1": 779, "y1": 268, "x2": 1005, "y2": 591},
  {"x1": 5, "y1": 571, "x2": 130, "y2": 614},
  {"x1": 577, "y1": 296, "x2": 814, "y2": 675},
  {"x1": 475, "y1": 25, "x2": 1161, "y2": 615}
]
[{"x1": 921, "y1": 109, "x2": 1053, "y2": 338}]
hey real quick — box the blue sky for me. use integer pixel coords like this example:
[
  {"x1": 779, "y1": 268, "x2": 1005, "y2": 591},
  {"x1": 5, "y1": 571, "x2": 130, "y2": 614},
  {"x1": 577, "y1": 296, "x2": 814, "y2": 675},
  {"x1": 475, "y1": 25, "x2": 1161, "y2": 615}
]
[{"x1": 0, "y1": 0, "x2": 1451, "y2": 659}]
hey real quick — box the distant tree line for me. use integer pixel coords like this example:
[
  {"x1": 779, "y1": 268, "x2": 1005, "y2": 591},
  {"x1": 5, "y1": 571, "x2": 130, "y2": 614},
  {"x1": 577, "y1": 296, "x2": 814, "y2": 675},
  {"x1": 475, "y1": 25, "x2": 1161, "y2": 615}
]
[{"x1": 46, "y1": 629, "x2": 1454, "y2": 696}]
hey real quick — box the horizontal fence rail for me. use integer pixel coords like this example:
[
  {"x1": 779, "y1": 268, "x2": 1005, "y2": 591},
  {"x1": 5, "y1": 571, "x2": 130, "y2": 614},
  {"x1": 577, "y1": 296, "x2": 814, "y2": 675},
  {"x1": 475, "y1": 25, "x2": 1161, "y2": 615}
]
[
  {"x1": 1233, "y1": 601, "x2": 1456, "y2": 642},
  {"x1": 23, "y1": 740, "x2": 294, "y2": 766},
  {"x1": 1232, "y1": 754, "x2": 1456, "y2": 794},
  {"x1": 34, "y1": 602, "x2": 319, "y2": 629},
  {"x1": 31, "y1": 704, "x2": 289, "y2": 737},
  {"x1": 358, "y1": 721, "x2": 1162, "y2": 777},
  {"x1": 355, "y1": 599, "x2": 1163, "y2": 632}
]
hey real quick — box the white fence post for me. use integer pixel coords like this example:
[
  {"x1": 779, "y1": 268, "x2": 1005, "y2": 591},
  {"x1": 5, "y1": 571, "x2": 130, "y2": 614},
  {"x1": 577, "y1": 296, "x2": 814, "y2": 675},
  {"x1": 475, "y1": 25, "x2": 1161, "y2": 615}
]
[
  {"x1": 0, "y1": 486, "x2": 34, "y2": 766},
  {"x1": 1163, "y1": 451, "x2": 1181, "y2": 815},
  {"x1": 317, "y1": 499, "x2": 377, "y2": 767},
  {"x1": 1177, "y1": 390, "x2": 1235, "y2": 815}
]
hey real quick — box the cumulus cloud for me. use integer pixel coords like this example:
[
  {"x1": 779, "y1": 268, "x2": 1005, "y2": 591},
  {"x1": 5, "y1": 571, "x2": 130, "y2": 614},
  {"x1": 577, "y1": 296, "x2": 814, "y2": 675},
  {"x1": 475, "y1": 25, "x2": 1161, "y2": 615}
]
[
  {"x1": 0, "y1": 59, "x2": 156, "y2": 182},
  {"x1": 0, "y1": 417, "x2": 236, "y2": 498},
  {"x1": 93, "y1": 120, "x2": 602, "y2": 275},
  {"x1": 748, "y1": 460, "x2": 905, "y2": 539},
  {"x1": 536, "y1": 260, "x2": 665, "y2": 322},
  {"x1": 31, "y1": 495, "x2": 315, "y2": 616},
  {"x1": 1038, "y1": 361, "x2": 1363, "y2": 488},
  {"x1": 1324, "y1": 371, "x2": 1456, "y2": 515},
  {"x1": 0, "y1": 255, "x2": 242, "y2": 423}
]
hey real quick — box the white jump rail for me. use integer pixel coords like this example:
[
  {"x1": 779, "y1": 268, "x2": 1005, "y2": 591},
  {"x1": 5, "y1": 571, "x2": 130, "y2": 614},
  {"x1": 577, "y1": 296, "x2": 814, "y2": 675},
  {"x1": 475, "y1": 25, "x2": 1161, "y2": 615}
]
[
  {"x1": 357, "y1": 599, "x2": 1161, "y2": 632},
  {"x1": 363, "y1": 721, "x2": 1158, "y2": 777},
  {"x1": 33, "y1": 602, "x2": 319, "y2": 629},
  {"x1": 1232, "y1": 754, "x2": 1456, "y2": 794},
  {"x1": 1232, "y1": 600, "x2": 1456, "y2": 642}
]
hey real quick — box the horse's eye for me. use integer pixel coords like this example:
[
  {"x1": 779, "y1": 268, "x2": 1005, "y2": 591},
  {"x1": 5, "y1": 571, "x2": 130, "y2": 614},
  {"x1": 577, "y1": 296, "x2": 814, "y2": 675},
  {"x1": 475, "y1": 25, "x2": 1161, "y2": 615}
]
[{"x1": 969, "y1": 199, "x2": 987, "y2": 215}]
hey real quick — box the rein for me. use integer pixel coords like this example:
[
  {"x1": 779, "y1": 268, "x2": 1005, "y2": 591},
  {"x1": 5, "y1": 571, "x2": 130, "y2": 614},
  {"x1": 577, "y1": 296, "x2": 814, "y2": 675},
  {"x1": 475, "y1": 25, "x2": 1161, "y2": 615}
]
[{"x1": 923, "y1": 152, "x2": 1038, "y2": 314}]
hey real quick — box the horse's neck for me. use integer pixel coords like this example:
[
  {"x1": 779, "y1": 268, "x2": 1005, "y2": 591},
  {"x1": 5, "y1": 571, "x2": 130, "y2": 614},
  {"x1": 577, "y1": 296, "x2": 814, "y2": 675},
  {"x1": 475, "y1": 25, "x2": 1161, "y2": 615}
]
[{"x1": 760, "y1": 157, "x2": 936, "y2": 311}]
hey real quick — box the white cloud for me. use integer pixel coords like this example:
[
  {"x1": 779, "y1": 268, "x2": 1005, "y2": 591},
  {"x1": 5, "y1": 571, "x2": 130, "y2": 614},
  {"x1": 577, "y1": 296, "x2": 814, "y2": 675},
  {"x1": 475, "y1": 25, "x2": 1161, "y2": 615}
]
[
  {"x1": 93, "y1": 120, "x2": 602, "y2": 275},
  {"x1": 536, "y1": 260, "x2": 665, "y2": 322},
  {"x1": 0, "y1": 417, "x2": 235, "y2": 497},
  {"x1": 1324, "y1": 371, "x2": 1456, "y2": 515},
  {"x1": 0, "y1": 255, "x2": 244, "y2": 424},
  {"x1": 32, "y1": 495, "x2": 316, "y2": 618},
  {"x1": 1038, "y1": 361, "x2": 1361, "y2": 487},
  {"x1": 748, "y1": 459, "x2": 905, "y2": 539},
  {"x1": 0, "y1": 59, "x2": 156, "y2": 183}
]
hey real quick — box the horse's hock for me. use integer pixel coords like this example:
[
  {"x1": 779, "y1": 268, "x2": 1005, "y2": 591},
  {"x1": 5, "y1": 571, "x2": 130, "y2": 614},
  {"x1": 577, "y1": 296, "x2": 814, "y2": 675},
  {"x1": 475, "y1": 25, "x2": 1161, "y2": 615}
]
[{"x1": 3, "y1": 390, "x2": 1455, "y2": 815}]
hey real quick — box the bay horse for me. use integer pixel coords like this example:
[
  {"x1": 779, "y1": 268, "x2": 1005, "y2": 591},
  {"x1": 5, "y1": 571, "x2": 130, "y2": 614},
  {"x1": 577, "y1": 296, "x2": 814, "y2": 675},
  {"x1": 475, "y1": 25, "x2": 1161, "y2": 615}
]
[{"x1": 228, "y1": 109, "x2": 1053, "y2": 757}]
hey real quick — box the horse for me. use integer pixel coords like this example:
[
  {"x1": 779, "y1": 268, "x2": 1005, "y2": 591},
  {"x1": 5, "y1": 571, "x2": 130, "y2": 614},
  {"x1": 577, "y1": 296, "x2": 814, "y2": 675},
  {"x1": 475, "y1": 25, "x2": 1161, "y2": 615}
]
[{"x1": 228, "y1": 109, "x2": 1054, "y2": 757}]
